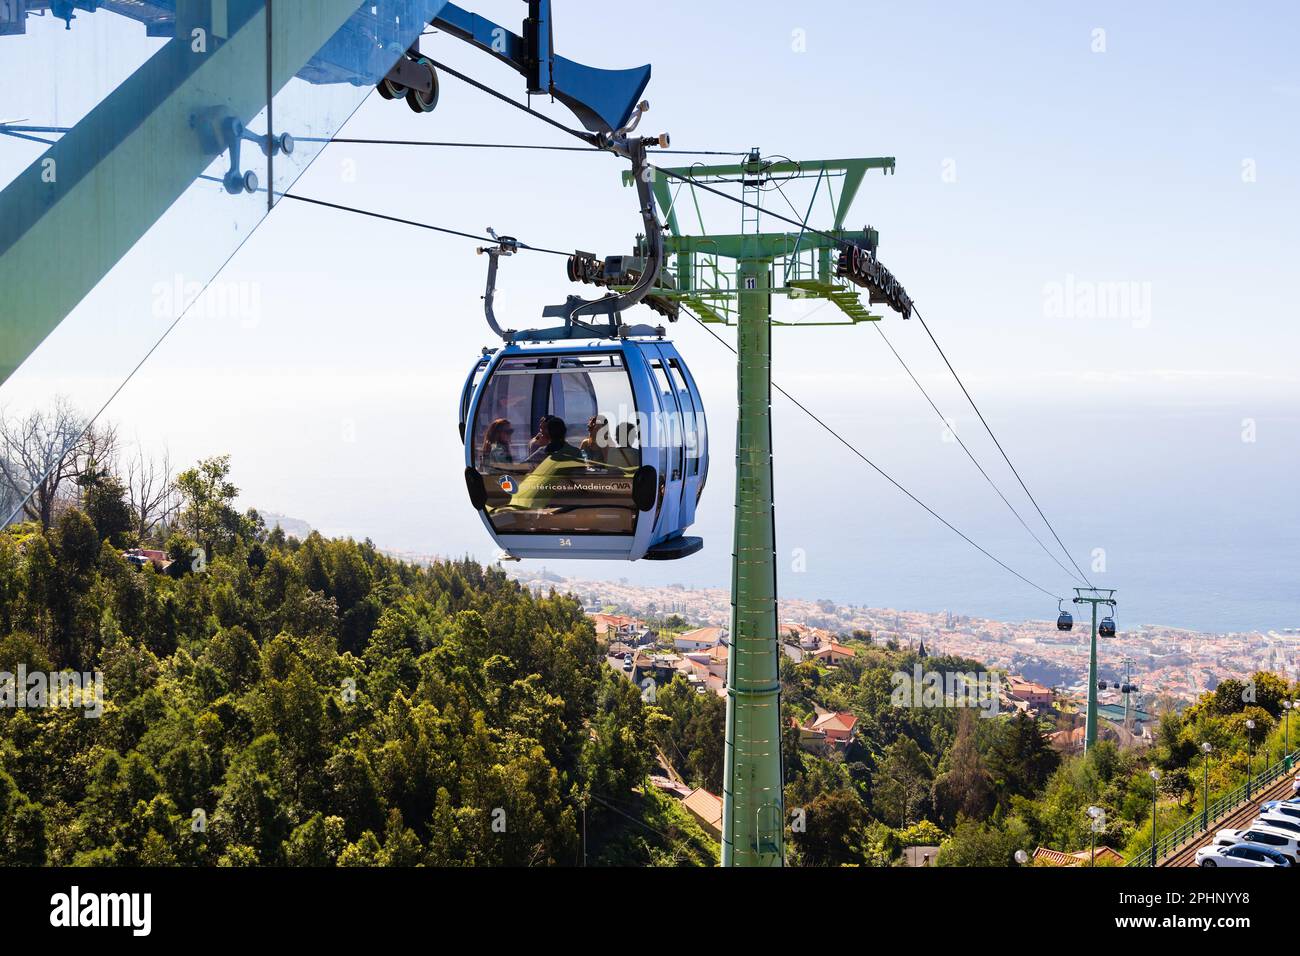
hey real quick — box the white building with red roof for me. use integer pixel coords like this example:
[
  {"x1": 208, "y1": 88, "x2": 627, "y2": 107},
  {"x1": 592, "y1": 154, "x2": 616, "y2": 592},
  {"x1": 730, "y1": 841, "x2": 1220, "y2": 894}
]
[
  {"x1": 674, "y1": 626, "x2": 726, "y2": 652},
  {"x1": 588, "y1": 612, "x2": 651, "y2": 645}
]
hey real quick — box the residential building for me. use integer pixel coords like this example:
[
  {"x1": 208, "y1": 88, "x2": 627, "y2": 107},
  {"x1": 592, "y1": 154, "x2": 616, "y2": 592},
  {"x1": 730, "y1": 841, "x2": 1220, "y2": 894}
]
[
  {"x1": 679, "y1": 650, "x2": 727, "y2": 696},
  {"x1": 633, "y1": 652, "x2": 682, "y2": 686},
  {"x1": 810, "y1": 709, "x2": 859, "y2": 745},
  {"x1": 1048, "y1": 726, "x2": 1088, "y2": 753},
  {"x1": 1006, "y1": 675, "x2": 1054, "y2": 710},
  {"x1": 122, "y1": 548, "x2": 172, "y2": 572},
  {"x1": 793, "y1": 717, "x2": 828, "y2": 752},
  {"x1": 809, "y1": 641, "x2": 855, "y2": 665},
  {"x1": 674, "y1": 626, "x2": 726, "y2": 652},
  {"x1": 588, "y1": 612, "x2": 652, "y2": 645},
  {"x1": 784, "y1": 622, "x2": 835, "y2": 650},
  {"x1": 795, "y1": 708, "x2": 859, "y2": 753}
]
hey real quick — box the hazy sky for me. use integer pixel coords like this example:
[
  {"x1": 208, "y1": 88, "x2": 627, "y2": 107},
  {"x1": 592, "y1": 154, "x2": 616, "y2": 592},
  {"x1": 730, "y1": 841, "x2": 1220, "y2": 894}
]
[{"x1": 3, "y1": 1, "x2": 1298, "y2": 628}]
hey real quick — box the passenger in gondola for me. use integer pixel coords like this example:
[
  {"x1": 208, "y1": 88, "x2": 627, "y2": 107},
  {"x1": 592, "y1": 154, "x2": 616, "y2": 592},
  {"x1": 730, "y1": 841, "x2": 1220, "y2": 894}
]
[
  {"x1": 526, "y1": 416, "x2": 545, "y2": 458},
  {"x1": 605, "y1": 421, "x2": 640, "y2": 471},
  {"x1": 525, "y1": 415, "x2": 581, "y2": 464},
  {"x1": 581, "y1": 415, "x2": 610, "y2": 464},
  {"x1": 509, "y1": 416, "x2": 588, "y2": 515},
  {"x1": 481, "y1": 418, "x2": 515, "y2": 467}
]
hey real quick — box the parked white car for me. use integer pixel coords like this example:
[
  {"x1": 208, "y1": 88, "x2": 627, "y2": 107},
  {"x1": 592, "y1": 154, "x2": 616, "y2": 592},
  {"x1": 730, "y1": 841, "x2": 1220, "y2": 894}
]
[
  {"x1": 1214, "y1": 826, "x2": 1300, "y2": 863},
  {"x1": 1261, "y1": 799, "x2": 1300, "y2": 820},
  {"x1": 1196, "y1": 843, "x2": 1292, "y2": 867},
  {"x1": 1254, "y1": 813, "x2": 1300, "y2": 836}
]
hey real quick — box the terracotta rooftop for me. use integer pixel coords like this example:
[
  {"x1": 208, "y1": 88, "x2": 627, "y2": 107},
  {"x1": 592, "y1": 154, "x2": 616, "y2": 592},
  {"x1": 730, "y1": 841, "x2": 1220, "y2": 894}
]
[{"x1": 1033, "y1": 846, "x2": 1125, "y2": 867}]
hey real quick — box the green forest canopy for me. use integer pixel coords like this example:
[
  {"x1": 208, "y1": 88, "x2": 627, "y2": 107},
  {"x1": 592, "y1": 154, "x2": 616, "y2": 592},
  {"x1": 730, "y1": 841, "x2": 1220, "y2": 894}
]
[{"x1": 0, "y1": 445, "x2": 1292, "y2": 867}]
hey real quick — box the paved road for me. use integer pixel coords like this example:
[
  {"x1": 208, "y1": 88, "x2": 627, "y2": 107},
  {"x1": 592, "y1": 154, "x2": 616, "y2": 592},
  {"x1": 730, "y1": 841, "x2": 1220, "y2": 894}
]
[
  {"x1": 605, "y1": 654, "x2": 635, "y2": 681},
  {"x1": 1164, "y1": 770, "x2": 1299, "y2": 867}
]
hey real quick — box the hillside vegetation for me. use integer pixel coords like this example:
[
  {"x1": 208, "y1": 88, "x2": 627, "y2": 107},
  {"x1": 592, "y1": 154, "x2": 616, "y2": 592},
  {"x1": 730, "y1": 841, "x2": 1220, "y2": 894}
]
[
  {"x1": 0, "y1": 417, "x2": 1290, "y2": 867},
  {"x1": 0, "y1": 447, "x2": 712, "y2": 866}
]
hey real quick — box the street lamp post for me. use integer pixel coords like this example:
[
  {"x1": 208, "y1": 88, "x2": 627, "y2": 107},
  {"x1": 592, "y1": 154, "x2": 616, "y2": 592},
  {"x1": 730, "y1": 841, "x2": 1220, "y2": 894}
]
[
  {"x1": 1149, "y1": 769, "x2": 1161, "y2": 868},
  {"x1": 1086, "y1": 806, "x2": 1103, "y2": 867},
  {"x1": 1292, "y1": 698, "x2": 1300, "y2": 773},
  {"x1": 1246, "y1": 718, "x2": 1256, "y2": 800},
  {"x1": 1014, "y1": 849, "x2": 1029, "y2": 867},
  {"x1": 1284, "y1": 700, "x2": 1292, "y2": 755},
  {"x1": 1200, "y1": 742, "x2": 1213, "y2": 832}
]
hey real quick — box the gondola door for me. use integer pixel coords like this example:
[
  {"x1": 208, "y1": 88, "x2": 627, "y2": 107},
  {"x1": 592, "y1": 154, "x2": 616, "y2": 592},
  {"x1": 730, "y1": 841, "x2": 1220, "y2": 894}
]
[
  {"x1": 646, "y1": 347, "x2": 686, "y2": 540},
  {"x1": 665, "y1": 350, "x2": 705, "y2": 529}
]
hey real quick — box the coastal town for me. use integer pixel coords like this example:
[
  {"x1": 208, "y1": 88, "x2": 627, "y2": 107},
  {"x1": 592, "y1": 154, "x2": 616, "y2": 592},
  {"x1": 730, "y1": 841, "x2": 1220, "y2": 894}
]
[
  {"x1": 558, "y1": 573, "x2": 1168, "y2": 854},
  {"x1": 506, "y1": 567, "x2": 1300, "y2": 709}
]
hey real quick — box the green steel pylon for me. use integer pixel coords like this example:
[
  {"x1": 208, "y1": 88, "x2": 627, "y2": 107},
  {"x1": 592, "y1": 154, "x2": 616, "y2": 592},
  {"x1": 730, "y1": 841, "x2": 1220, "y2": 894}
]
[
  {"x1": 1074, "y1": 588, "x2": 1116, "y2": 752},
  {"x1": 723, "y1": 158, "x2": 784, "y2": 866},
  {"x1": 621, "y1": 149, "x2": 907, "y2": 865}
]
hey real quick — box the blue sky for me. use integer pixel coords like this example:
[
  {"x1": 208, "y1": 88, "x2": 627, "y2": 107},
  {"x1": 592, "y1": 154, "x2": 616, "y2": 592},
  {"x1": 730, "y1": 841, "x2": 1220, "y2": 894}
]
[{"x1": 2, "y1": 1, "x2": 1299, "y2": 628}]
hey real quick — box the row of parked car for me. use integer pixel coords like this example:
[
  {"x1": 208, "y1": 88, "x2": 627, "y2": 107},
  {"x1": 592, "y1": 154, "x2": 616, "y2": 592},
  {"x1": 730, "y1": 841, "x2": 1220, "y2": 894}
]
[{"x1": 1195, "y1": 790, "x2": 1300, "y2": 867}]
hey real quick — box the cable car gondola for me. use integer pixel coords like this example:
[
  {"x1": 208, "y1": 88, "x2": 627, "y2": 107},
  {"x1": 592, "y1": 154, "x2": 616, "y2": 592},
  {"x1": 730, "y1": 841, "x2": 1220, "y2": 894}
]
[
  {"x1": 458, "y1": 133, "x2": 707, "y2": 562},
  {"x1": 1057, "y1": 600, "x2": 1074, "y2": 631},
  {"x1": 1098, "y1": 615, "x2": 1116, "y2": 638},
  {"x1": 462, "y1": 339, "x2": 707, "y2": 561}
]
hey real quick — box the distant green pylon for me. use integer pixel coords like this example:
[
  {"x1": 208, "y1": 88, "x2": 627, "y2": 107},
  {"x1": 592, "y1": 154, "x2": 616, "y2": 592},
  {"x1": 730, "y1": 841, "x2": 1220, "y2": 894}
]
[{"x1": 1074, "y1": 588, "x2": 1116, "y2": 752}]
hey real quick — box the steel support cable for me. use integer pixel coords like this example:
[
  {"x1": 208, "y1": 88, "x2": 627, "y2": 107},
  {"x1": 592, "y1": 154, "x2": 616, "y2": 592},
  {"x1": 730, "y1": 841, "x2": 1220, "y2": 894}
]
[
  {"x1": 2, "y1": 61, "x2": 1082, "y2": 600},
  {"x1": 424, "y1": 56, "x2": 599, "y2": 145},
  {"x1": 419, "y1": 57, "x2": 748, "y2": 157},
  {"x1": 648, "y1": 166, "x2": 1096, "y2": 590},
  {"x1": 910, "y1": 304, "x2": 1096, "y2": 590},
  {"x1": 869, "y1": 321, "x2": 1087, "y2": 586},
  {"x1": 586, "y1": 792, "x2": 681, "y2": 846},
  {"x1": 0, "y1": 88, "x2": 386, "y2": 530},
  {"x1": 4, "y1": 125, "x2": 746, "y2": 157},
  {"x1": 0, "y1": 163, "x2": 1061, "y2": 605},
  {"x1": 279, "y1": 194, "x2": 621, "y2": 340},
  {"x1": 2, "y1": 237, "x2": 266, "y2": 529},
  {"x1": 680, "y1": 306, "x2": 1063, "y2": 601},
  {"x1": 323, "y1": 136, "x2": 746, "y2": 156},
  {"x1": 279, "y1": 192, "x2": 572, "y2": 256},
  {"x1": 298, "y1": 102, "x2": 1079, "y2": 603}
]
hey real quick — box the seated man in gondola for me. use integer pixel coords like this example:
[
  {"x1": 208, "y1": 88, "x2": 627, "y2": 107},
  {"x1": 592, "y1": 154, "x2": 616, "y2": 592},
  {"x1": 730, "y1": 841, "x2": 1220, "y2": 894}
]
[
  {"x1": 508, "y1": 416, "x2": 590, "y2": 515},
  {"x1": 525, "y1": 415, "x2": 582, "y2": 465}
]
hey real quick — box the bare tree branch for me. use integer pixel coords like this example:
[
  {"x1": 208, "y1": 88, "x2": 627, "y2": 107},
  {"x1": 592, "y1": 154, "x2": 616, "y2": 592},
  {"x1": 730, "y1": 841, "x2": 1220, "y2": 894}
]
[
  {"x1": 126, "y1": 444, "x2": 173, "y2": 542},
  {"x1": 0, "y1": 397, "x2": 91, "y2": 528}
]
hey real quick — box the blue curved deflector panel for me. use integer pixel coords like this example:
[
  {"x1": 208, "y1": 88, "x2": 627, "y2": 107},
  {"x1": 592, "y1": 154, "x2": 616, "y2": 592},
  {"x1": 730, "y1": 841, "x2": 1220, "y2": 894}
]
[
  {"x1": 432, "y1": 1, "x2": 650, "y2": 134},
  {"x1": 549, "y1": 54, "x2": 651, "y2": 136}
]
